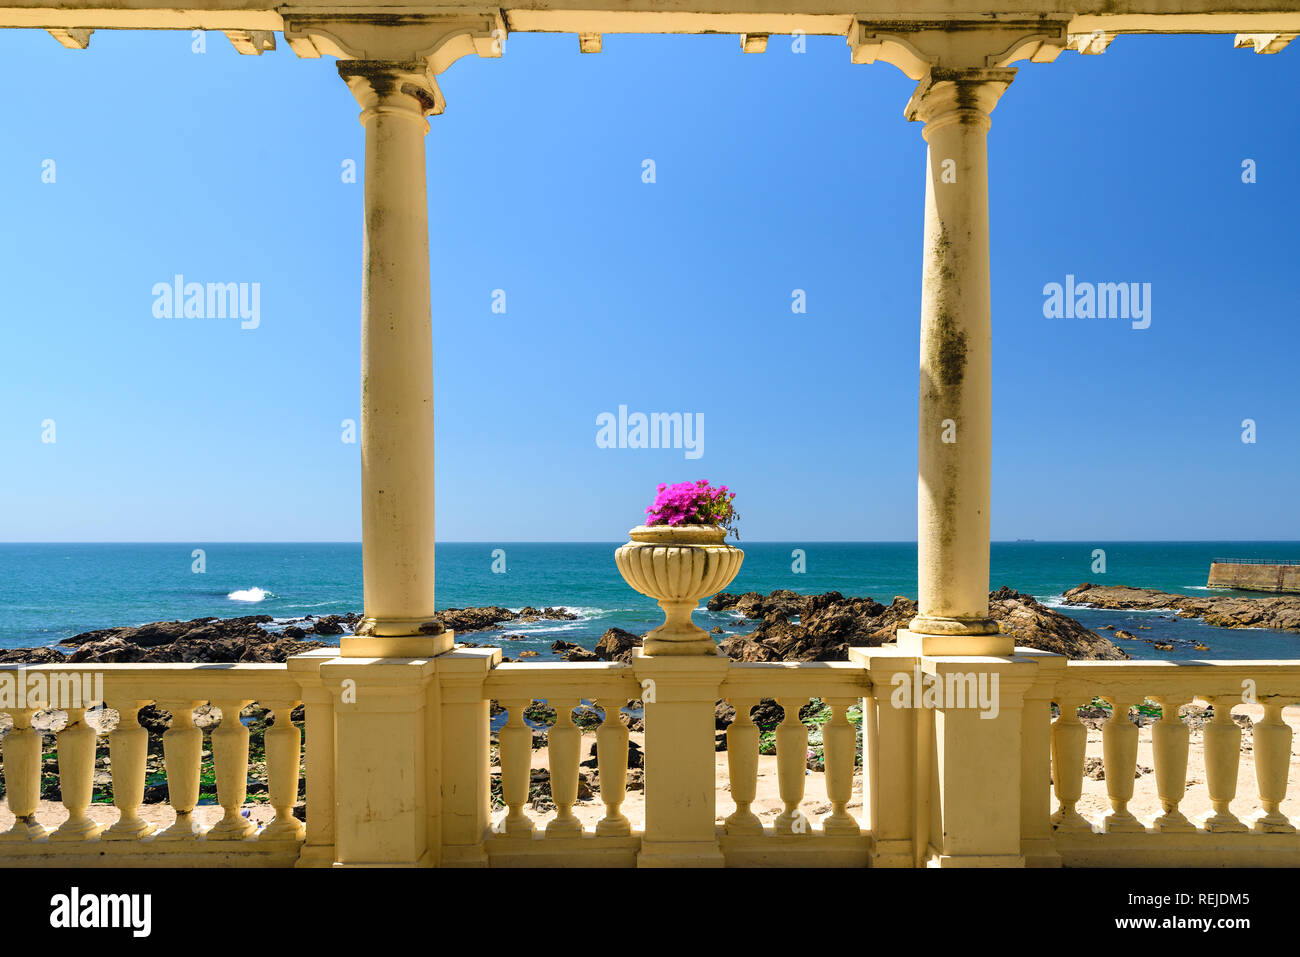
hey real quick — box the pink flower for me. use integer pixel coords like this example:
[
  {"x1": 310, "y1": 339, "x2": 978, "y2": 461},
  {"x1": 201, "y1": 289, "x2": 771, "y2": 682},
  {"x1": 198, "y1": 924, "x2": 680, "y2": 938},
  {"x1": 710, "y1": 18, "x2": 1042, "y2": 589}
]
[{"x1": 643, "y1": 481, "x2": 739, "y2": 538}]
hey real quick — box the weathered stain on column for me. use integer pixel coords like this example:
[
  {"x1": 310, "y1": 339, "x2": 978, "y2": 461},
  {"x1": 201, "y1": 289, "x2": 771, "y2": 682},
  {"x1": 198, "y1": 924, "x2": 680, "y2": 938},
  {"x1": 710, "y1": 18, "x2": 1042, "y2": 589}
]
[{"x1": 905, "y1": 67, "x2": 1013, "y2": 642}]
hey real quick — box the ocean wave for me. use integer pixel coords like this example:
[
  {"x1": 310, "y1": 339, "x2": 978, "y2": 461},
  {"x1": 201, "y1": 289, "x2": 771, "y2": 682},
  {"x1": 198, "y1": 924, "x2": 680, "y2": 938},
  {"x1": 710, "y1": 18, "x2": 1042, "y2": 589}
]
[
  {"x1": 1038, "y1": 595, "x2": 1175, "y2": 615},
  {"x1": 505, "y1": 606, "x2": 610, "y2": 620},
  {"x1": 501, "y1": 621, "x2": 583, "y2": 635},
  {"x1": 228, "y1": 587, "x2": 273, "y2": 603}
]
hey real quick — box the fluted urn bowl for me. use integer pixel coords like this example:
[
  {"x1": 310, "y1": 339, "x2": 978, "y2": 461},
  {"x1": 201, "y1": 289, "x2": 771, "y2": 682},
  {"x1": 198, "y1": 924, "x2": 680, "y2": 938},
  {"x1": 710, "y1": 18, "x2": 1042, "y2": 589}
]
[{"x1": 614, "y1": 524, "x2": 744, "y2": 656}]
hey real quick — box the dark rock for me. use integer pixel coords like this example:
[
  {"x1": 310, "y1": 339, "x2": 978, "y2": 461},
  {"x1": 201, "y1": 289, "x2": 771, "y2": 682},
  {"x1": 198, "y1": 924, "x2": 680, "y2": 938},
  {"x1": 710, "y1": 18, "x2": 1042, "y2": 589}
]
[
  {"x1": 0, "y1": 647, "x2": 68, "y2": 664},
  {"x1": 309, "y1": 616, "x2": 345, "y2": 636},
  {"x1": 594, "y1": 628, "x2": 642, "y2": 664},
  {"x1": 715, "y1": 700, "x2": 735, "y2": 729},
  {"x1": 434, "y1": 607, "x2": 517, "y2": 634},
  {"x1": 551, "y1": 639, "x2": 600, "y2": 663},
  {"x1": 717, "y1": 588, "x2": 1126, "y2": 662},
  {"x1": 59, "y1": 615, "x2": 273, "y2": 648}
]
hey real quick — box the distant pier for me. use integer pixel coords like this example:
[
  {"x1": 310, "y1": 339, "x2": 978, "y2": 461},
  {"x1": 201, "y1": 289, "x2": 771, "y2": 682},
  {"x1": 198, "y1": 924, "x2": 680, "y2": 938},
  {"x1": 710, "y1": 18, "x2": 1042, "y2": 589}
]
[{"x1": 1208, "y1": 558, "x2": 1300, "y2": 594}]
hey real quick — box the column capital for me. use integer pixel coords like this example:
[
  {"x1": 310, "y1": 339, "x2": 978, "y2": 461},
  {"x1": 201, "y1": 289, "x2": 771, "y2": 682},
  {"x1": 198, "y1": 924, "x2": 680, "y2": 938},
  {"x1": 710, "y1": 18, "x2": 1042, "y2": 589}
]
[
  {"x1": 338, "y1": 58, "x2": 444, "y2": 119},
  {"x1": 904, "y1": 67, "x2": 1016, "y2": 132}
]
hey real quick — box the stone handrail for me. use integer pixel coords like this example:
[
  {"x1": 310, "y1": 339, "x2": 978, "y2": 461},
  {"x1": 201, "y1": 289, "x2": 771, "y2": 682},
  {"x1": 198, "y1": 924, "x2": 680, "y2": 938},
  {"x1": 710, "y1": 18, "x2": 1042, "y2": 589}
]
[
  {"x1": 720, "y1": 662, "x2": 870, "y2": 844},
  {"x1": 10, "y1": 646, "x2": 1300, "y2": 867},
  {"x1": 483, "y1": 661, "x2": 642, "y2": 861},
  {"x1": 478, "y1": 656, "x2": 871, "y2": 866},
  {"x1": 0, "y1": 651, "x2": 333, "y2": 866},
  {"x1": 1045, "y1": 659, "x2": 1300, "y2": 867}
]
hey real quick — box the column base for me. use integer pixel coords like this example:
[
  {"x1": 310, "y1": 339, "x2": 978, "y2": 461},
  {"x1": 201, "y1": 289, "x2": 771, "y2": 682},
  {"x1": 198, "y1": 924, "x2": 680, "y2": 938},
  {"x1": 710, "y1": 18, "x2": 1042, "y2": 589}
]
[
  {"x1": 895, "y1": 627, "x2": 1014, "y2": 657},
  {"x1": 355, "y1": 614, "x2": 455, "y2": 642},
  {"x1": 642, "y1": 635, "x2": 719, "y2": 656},
  {"x1": 341, "y1": 632, "x2": 455, "y2": 658}
]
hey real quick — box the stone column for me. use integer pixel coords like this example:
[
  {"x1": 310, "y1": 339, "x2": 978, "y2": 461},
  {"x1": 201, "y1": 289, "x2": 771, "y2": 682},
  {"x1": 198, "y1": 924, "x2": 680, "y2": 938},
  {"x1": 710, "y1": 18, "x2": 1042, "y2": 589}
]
[
  {"x1": 341, "y1": 60, "x2": 449, "y2": 651},
  {"x1": 900, "y1": 67, "x2": 1016, "y2": 657}
]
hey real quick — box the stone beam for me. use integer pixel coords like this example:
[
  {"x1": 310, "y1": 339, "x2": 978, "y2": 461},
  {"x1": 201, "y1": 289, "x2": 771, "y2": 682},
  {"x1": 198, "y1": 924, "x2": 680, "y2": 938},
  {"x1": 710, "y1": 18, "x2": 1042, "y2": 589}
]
[{"x1": 2, "y1": 2, "x2": 1300, "y2": 42}]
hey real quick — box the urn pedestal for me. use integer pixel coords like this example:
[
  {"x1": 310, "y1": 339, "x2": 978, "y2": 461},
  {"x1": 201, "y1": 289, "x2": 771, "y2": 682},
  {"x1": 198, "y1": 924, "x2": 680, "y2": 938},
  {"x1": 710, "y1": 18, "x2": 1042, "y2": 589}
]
[{"x1": 614, "y1": 525, "x2": 744, "y2": 656}]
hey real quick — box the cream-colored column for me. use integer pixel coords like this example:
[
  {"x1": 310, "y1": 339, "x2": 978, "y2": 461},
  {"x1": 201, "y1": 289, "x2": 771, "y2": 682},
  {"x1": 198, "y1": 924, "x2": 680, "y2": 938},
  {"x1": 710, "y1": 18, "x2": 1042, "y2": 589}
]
[
  {"x1": 341, "y1": 59, "x2": 449, "y2": 651},
  {"x1": 900, "y1": 68, "x2": 1016, "y2": 657}
]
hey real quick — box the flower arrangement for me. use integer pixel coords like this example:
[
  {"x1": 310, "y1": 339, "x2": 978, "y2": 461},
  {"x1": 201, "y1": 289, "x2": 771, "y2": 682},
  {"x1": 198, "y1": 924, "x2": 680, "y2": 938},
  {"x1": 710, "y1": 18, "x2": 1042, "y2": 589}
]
[{"x1": 644, "y1": 480, "x2": 739, "y2": 538}]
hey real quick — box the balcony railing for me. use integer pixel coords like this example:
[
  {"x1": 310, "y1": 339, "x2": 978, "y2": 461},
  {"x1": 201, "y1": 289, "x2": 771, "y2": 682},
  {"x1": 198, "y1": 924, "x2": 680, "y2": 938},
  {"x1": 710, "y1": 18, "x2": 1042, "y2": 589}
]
[{"x1": 1, "y1": 646, "x2": 1298, "y2": 867}]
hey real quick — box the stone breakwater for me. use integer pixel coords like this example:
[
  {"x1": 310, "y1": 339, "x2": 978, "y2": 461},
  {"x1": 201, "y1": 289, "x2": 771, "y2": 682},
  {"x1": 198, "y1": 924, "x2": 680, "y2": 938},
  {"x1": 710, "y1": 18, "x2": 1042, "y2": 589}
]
[{"x1": 1062, "y1": 584, "x2": 1300, "y2": 633}]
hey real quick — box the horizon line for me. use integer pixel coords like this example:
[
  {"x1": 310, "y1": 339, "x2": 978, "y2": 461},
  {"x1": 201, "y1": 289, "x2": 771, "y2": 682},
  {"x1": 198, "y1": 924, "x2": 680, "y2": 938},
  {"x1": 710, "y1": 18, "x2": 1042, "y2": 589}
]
[{"x1": 4, "y1": 540, "x2": 1300, "y2": 546}]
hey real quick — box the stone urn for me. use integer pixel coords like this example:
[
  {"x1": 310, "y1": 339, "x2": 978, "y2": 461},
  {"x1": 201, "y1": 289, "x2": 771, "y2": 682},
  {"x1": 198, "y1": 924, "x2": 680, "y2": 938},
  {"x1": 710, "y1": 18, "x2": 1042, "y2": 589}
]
[{"x1": 614, "y1": 524, "x2": 744, "y2": 656}]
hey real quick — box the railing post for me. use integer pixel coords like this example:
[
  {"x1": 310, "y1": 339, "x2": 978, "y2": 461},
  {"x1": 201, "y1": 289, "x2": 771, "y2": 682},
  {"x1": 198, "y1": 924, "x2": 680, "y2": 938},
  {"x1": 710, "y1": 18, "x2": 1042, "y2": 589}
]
[
  {"x1": 289, "y1": 649, "x2": 337, "y2": 867},
  {"x1": 435, "y1": 648, "x2": 500, "y2": 867},
  {"x1": 632, "y1": 652, "x2": 730, "y2": 867},
  {"x1": 321, "y1": 642, "x2": 440, "y2": 867},
  {"x1": 1018, "y1": 650, "x2": 1064, "y2": 867},
  {"x1": 851, "y1": 648, "x2": 917, "y2": 867},
  {"x1": 924, "y1": 659, "x2": 1038, "y2": 866}
]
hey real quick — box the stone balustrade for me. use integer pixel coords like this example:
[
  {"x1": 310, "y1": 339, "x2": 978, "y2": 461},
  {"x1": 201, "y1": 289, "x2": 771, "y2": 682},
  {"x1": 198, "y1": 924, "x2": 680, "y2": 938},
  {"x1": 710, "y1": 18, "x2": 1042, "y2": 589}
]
[
  {"x1": 1045, "y1": 660, "x2": 1300, "y2": 867},
  {"x1": 3, "y1": 647, "x2": 1300, "y2": 867},
  {"x1": 0, "y1": 651, "x2": 332, "y2": 866}
]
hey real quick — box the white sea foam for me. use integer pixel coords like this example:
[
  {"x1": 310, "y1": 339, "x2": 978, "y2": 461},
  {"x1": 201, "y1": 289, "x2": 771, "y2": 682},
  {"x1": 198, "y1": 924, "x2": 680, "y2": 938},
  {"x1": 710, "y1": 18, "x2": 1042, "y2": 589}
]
[
  {"x1": 228, "y1": 587, "x2": 272, "y2": 603},
  {"x1": 506, "y1": 606, "x2": 608, "y2": 619},
  {"x1": 1039, "y1": 594, "x2": 1176, "y2": 615},
  {"x1": 502, "y1": 622, "x2": 582, "y2": 635}
]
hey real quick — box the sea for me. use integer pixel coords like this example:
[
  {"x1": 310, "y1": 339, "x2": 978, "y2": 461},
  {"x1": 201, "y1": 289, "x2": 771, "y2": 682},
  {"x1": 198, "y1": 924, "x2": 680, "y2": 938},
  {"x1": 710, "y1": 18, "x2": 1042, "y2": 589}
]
[{"x1": 2, "y1": 541, "x2": 1300, "y2": 660}]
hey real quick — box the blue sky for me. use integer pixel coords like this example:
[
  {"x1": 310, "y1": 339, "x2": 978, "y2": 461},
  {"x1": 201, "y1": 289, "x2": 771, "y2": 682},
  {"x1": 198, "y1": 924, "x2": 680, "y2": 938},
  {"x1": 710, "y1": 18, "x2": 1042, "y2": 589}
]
[{"x1": 0, "y1": 29, "x2": 1296, "y2": 542}]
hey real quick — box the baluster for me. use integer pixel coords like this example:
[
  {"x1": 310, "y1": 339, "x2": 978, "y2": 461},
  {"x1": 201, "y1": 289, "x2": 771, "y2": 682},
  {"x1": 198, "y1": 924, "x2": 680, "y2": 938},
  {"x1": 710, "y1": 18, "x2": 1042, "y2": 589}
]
[
  {"x1": 545, "y1": 697, "x2": 582, "y2": 837},
  {"x1": 0, "y1": 708, "x2": 49, "y2": 840},
  {"x1": 260, "y1": 701, "x2": 305, "y2": 841},
  {"x1": 1050, "y1": 696, "x2": 1090, "y2": 831},
  {"x1": 208, "y1": 698, "x2": 256, "y2": 840},
  {"x1": 1253, "y1": 698, "x2": 1295, "y2": 833},
  {"x1": 50, "y1": 706, "x2": 103, "y2": 841},
  {"x1": 594, "y1": 698, "x2": 631, "y2": 836},
  {"x1": 498, "y1": 697, "x2": 534, "y2": 836},
  {"x1": 1148, "y1": 695, "x2": 1192, "y2": 832},
  {"x1": 821, "y1": 697, "x2": 860, "y2": 836},
  {"x1": 103, "y1": 698, "x2": 155, "y2": 840},
  {"x1": 724, "y1": 697, "x2": 762, "y2": 835},
  {"x1": 1101, "y1": 694, "x2": 1144, "y2": 832},
  {"x1": 157, "y1": 699, "x2": 205, "y2": 840},
  {"x1": 774, "y1": 697, "x2": 809, "y2": 835},
  {"x1": 1203, "y1": 696, "x2": 1247, "y2": 832}
]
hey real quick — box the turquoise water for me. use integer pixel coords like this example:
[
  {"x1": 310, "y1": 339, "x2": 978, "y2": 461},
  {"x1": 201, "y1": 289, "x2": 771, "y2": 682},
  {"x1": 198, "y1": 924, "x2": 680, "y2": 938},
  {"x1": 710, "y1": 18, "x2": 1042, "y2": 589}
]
[{"x1": 2, "y1": 541, "x2": 1299, "y2": 660}]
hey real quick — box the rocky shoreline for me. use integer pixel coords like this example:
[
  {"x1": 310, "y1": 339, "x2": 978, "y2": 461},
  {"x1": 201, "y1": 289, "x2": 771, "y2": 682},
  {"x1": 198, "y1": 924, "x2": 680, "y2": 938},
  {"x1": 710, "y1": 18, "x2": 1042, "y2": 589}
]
[
  {"x1": 1062, "y1": 583, "x2": 1300, "y2": 633},
  {"x1": 0, "y1": 589, "x2": 1130, "y2": 668},
  {"x1": 0, "y1": 605, "x2": 580, "y2": 666},
  {"x1": 0, "y1": 586, "x2": 1271, "y2": 814}
]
